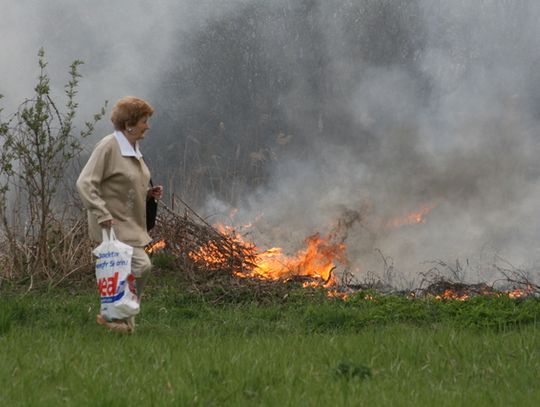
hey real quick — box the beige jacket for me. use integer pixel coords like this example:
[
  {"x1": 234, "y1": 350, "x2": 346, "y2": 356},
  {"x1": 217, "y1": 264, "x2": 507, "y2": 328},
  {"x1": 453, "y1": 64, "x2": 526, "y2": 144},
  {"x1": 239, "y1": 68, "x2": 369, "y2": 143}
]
[{"x1": 76, "y1": 133, "x2": 152, "y2": 246}]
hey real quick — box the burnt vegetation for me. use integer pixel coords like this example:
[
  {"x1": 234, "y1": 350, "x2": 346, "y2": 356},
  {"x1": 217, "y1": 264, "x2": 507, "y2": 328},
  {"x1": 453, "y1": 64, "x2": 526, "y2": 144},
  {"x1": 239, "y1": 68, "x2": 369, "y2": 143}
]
[{"x1": 143, "y1": 202, "x2": 540, "y2": 305}]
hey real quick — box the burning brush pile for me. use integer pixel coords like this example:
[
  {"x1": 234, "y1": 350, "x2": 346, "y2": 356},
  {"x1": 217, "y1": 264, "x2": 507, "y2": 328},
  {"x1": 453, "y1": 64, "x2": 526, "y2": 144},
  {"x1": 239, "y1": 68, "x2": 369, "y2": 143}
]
[
  {"x1": 145, "y1": 202, "x2": 358, "y2": 300},
  {"x1": 145, "y1": 202, "x2": 540, "y2": 302},
  {"x1": 414, "y1": 272, "x2": 538, "y2": 301}
]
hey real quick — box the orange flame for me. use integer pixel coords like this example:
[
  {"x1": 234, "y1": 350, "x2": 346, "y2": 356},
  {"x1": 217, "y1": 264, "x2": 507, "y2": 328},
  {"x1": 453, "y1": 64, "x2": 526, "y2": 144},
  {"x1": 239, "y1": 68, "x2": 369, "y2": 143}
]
[
  {"x1": 188, "y1": 224, "x2": 257, "y2": 269},
  {"x1": 189, "y1": 223, "x2": 347, "y2": 288},
  {"x1": 145, "y1": 239, "x2": 166, "y2": 254},
  {"x1": 435, "y1": 289, "x2": 469, "y2": 301},
  {"x1": 327, "y1": 290, "x2": 349, "y2": 300},
  {"x1": 246, "y1": 234, "x2": 346, "y2": 286},
  {"x1": 173, "y1": 211, "x2": 540, "y2": 302},
  {"x1": 507, "y1": 286, "x2": 534, "y2": 299},
  {"x1": 388, "y1": 203, "x2": 436, "y2": 228},
  {"x1": 432, "y1": 285, "x2": 535, "y2": 301}
]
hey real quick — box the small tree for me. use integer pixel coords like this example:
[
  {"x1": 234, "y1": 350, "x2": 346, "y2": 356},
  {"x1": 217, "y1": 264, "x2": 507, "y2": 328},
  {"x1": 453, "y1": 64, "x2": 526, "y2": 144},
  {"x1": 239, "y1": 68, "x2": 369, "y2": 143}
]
[{"x1": 0, "y1": 48, "x2": 105, "y2": 284}]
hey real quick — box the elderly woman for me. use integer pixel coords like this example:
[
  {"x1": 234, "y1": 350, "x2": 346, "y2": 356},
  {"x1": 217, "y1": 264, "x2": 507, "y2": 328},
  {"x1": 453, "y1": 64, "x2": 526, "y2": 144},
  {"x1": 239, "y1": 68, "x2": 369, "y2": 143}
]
[{"x1": 77, "y1": 96, "x2": 163, "y2": 334}]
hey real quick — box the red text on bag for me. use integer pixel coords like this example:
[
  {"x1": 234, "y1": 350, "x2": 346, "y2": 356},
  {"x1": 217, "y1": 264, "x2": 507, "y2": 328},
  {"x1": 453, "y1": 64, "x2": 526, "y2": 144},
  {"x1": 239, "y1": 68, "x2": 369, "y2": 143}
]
[{"x1": 97, "y1": 272, "x2": 119, "y2": 297}]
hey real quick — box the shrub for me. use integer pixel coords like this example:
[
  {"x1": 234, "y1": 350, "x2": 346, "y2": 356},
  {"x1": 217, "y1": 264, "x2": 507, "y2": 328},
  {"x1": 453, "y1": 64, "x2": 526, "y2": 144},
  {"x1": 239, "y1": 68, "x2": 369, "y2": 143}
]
[{"x1": 0, "y1": 48, "x2": 105, "y2": 288}]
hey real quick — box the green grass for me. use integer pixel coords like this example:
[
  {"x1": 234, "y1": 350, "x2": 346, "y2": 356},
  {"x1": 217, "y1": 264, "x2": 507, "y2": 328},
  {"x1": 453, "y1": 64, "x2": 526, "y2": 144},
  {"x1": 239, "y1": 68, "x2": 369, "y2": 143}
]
[{"x1": 1, "y1": 284, "x2": 540, "y2": 406}]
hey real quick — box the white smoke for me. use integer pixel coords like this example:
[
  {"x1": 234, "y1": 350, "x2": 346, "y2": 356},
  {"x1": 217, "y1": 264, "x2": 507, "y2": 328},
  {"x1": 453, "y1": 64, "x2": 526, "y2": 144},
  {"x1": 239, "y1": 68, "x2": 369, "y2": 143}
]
[
  {"x1": 2, "y1": 0, "x2": 540, "y2": 286},
  {"x1": 205, "y1": 1, "x2": 540, "y2": 285},
  {"x1": 0, "y1": 0, "x2": 253, "y2": 135}
]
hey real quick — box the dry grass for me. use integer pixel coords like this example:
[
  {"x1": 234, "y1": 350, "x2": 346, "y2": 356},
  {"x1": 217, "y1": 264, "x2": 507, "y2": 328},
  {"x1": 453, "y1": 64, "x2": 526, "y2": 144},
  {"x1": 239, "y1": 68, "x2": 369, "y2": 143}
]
[{"x1": 0, "y1": 213, "x2": 94, "y2": 291}]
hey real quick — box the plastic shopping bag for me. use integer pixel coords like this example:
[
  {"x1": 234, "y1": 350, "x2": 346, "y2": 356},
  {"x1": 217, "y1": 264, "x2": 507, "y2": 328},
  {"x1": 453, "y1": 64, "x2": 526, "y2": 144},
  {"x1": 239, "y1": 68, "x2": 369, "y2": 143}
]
[{"x1": 93, "y1": 228, "x2": 139, "y2": 321}]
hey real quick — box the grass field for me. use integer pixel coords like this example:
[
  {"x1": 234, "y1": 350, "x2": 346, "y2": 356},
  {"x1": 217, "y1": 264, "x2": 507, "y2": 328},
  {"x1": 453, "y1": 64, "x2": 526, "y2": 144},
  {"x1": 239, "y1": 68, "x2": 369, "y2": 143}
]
[{"x1": 1, "y1": 279, "x2": 540, "y2": 406}]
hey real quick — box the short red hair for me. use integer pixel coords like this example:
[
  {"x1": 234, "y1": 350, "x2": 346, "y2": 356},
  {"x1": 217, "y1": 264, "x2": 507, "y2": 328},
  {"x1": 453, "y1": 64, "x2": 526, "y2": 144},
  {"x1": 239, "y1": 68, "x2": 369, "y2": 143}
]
[{"x1": 110, "y1": 96, "x2": 154, "y2": 130}]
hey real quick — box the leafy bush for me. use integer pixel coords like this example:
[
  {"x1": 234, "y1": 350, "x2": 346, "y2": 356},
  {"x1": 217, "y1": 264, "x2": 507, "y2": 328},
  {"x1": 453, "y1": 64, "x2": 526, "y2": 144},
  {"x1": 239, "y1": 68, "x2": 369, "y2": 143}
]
[{"x1": 0, "y1": 49, "x2": 105, "y2": 287}]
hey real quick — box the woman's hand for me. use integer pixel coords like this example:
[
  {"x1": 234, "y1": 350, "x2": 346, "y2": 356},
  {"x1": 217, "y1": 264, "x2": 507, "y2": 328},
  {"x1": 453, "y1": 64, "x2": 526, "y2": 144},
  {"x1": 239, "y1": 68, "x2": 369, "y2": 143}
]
[
  {"x1": 148, "y1": 185, "x2": 163, "y2": 200},
  {"x1": 99, "y1": 219, "x2": 115, "y2": 229}
]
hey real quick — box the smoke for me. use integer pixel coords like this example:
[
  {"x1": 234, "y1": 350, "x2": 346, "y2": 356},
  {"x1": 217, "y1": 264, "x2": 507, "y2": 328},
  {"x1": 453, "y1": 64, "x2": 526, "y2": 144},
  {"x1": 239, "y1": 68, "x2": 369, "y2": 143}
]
[
  {"x1": 2, "y1": 0, "x2": 540, "y2": 285},
  {"x1": 0, "y1": 0, "x2": 251, "y2": 129},
  {"x1": 205, "y1": 1, "x2": 540, "y2": 284}
]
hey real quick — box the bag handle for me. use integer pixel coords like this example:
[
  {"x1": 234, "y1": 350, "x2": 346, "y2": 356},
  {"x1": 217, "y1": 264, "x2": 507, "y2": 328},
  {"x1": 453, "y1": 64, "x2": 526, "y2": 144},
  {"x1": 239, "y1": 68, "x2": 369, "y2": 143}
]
[{"x1": 101, "y1": 227, "x2": 117, "y2": 242}]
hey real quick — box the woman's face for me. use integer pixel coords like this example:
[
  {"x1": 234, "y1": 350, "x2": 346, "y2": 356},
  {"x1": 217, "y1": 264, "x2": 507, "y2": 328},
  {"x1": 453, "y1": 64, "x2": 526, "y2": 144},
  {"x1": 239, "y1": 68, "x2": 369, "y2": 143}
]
[{"x1": 129, "y1": 116, "x2": 150, "y2": 140}]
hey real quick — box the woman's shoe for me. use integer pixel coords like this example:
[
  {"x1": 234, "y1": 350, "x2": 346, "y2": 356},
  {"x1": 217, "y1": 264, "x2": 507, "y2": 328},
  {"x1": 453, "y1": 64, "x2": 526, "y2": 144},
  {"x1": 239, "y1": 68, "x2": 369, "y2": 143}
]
[
  {"x1": 96, "y1": 314, "x2": 131, "y2": 334},
  {"x1": 126, "y1": 316, "x2": 136, "y2": 333}
]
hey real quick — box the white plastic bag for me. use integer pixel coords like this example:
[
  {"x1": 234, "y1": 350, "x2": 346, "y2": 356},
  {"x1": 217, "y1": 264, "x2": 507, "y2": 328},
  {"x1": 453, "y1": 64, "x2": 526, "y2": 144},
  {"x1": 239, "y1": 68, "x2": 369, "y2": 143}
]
[{"x1": 93, "y1": 228, "x2": 139, "y2": 321}]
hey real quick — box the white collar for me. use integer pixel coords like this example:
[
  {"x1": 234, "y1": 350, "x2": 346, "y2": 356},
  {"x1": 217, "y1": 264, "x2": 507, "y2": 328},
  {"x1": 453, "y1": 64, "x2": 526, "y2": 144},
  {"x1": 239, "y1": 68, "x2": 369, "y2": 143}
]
[{"x1": 114, "y1": 130, "x2": 143, "y2": 159}]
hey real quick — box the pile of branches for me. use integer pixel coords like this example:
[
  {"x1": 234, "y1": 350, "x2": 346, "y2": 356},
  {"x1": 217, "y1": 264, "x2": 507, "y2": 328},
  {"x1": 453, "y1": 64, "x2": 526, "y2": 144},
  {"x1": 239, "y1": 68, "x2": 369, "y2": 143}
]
[
  {"x1": 147, "y1": 201, "x2": 329, "y2": 302},
  {"x1": 413, "y1": 261, "x2": 540, "y2": 299},
  {"x1": 147, "y1": 202, "x2": 540, "y2": 302},
  {"x1": 149, "y1": 202, "x2": 257, "y2": 275},
  {"x1": 419, "y1": 279, "x2": 495, "y2": 298}
]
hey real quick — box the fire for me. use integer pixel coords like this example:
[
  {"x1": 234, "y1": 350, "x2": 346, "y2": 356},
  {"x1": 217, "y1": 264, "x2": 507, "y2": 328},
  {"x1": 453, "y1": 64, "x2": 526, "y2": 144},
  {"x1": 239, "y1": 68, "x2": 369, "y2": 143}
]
[
  {"x1": 247, "y1": 234, "x2": 346, "y2": 286},
  {"x1": 432, "y1": 285, "x2": 535, "y2": 301},
  {"x1": 507, "y1": 286, "x2": 534, "y2": 299},
  {"x1": 508, "y1": 289, "x2": 525, "y2": 299},
  {"x1": 435, "y1": 289, "x2": 469, "y2": 301},
  {"x1": 158, "y1": 208, "x2": 539, "y2": 302},
  {"x1": 189, "y1": 240, "x2": 237, "y2": 266},
  {"x1": 189, "y1": 224, "x2": 347, "y2": 288},
  {"x1": 145, "y1": 239, "x2": 166, "y2": 254},
  {"x1": 387, "y1": 203, "x2": 436, "y2": 228},
  {"x1": 364, "y1": 294, "x2": 375, "y2": 301},
  {"x1": 188, "y1": 224, "x2": 257, "y2": 269},
  {"x1": 327, "y1": 290, "x2": 349, "y2": 300}
]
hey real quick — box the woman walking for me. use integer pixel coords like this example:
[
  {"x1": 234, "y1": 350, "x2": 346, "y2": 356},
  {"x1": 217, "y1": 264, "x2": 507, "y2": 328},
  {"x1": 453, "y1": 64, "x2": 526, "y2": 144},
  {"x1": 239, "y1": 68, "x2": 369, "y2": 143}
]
[{"x1": 77, "y1": 96, "x2": 163, "y2": 333}]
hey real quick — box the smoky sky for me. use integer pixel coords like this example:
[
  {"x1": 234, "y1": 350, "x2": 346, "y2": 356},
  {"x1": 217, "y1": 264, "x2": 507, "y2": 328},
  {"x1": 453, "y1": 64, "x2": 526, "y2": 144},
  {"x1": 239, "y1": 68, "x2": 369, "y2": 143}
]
[{"x1": 2, "y1": 0, "x2": 540, "y2": 285}]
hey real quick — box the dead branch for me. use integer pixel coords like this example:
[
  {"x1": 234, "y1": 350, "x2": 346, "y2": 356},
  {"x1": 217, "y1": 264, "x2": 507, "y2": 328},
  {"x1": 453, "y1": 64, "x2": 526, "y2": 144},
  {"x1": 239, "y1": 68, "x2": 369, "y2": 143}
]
[{"x1": 150, "y1": 200, "x2": 259, "y2": 277}]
